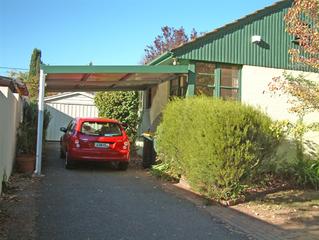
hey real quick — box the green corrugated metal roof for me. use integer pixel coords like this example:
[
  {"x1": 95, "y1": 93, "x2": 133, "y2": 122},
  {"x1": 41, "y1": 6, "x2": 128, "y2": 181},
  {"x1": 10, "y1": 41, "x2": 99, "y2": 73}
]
[
  {"x1": 170, "y1": 0, "x2": 300, "y2": 70},
  {"x1": 148, "y1": 0, "x2": 313, "y2": 72}
]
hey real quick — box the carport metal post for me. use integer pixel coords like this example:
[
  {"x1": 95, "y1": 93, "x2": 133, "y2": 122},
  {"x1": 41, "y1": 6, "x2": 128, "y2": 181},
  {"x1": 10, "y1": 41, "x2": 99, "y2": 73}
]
[
  {"x1": 186, "y1": 64, "x2": 195, "y2": 96},
  {"x1": 35, "y1": 69, "x2": 45, "y2": 176}
]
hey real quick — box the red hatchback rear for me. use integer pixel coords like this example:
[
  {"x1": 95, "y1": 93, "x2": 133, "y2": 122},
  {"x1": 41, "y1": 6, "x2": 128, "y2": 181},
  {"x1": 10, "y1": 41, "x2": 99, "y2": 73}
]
[{"x1": 60, "y1": 118, "x2": 130, "y2": 170}]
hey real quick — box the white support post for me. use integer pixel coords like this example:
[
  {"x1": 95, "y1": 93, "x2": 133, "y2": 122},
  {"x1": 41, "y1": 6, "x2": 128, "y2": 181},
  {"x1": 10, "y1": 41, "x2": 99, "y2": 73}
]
[{"x1": 34, "y1": 69, "x2": 45, "y2": 176}]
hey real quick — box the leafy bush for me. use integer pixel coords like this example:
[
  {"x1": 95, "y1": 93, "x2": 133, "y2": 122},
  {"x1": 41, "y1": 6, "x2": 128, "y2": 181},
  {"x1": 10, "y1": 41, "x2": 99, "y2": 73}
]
[
  {"x1": 294, "y1": 159, "x2": 319, "y2": 190},
  {"x1": 94, "y1": 91, "x2": 139, "y2": 142},
  {"x1": 17, "y1": 102, "x2": 51, "y2": 154},
  {"x1": 156, "y1": 97, "x2": 279, "y2": 200},
  {"x1": 259, "y1": 118, "x2": 319, "y2": 190},
  {"x1": 262, "y1": 145, "x2": 319, "y2": 190}
]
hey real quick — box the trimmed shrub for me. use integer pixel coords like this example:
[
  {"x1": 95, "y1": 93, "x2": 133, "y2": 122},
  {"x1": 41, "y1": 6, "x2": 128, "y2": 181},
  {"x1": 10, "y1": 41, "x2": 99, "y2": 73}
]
[
  {"x1": 94, "y1": 91, "x2": 139, "y2": 142},
  {"x1": 156, "y1": 97, "x2": 279, "y2": 200},
  {"x1": 17, "y1": 102, "x2": 51, "y2": 154}
]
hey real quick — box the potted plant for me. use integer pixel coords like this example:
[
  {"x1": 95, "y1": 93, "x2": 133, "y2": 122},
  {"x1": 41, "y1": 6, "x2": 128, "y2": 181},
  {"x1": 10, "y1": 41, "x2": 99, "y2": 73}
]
[{"x1": 16, "y1": 102, "x2": 50, "y2": 173}]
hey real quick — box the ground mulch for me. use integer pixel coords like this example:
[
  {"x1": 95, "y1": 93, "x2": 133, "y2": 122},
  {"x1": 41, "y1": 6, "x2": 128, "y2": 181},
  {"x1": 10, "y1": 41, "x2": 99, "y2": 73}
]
[{"x1": 0, "y1": 173, "x2": 40, "y2": 240}]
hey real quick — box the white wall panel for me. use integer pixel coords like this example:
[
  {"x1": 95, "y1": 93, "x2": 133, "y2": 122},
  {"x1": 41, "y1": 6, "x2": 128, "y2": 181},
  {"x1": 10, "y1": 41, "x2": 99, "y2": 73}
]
[
  {"x1": 241, "y1": 65, "x2": 319, "y2": 144},
  {"x1": 241, "y1": 65, "x2": 319, "y2": 122},
  {"x1": 45, "y1": 93, "x2": 98, "y2": 141}
]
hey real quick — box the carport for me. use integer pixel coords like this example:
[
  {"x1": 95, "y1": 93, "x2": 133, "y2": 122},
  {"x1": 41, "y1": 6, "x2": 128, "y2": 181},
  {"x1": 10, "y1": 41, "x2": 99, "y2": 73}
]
[{"x1": 35, "y1": 64, "x2": 192, "y2": 175}]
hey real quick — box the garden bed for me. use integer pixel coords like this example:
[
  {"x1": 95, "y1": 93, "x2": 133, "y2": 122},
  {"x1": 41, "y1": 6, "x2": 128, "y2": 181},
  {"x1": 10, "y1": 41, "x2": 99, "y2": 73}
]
[{"x1": 232, "y1": 189, "x2": 319, "y2": 235}]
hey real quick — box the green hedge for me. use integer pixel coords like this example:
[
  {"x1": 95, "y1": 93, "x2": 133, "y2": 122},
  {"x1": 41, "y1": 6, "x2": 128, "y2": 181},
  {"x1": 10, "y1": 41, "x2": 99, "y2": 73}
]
[
  {"x1": 94, "y1": 91, "x2": 139, "y2": 142},
  {"x1": 156, "y1": 97, "x2": 279, "y2": 200}
]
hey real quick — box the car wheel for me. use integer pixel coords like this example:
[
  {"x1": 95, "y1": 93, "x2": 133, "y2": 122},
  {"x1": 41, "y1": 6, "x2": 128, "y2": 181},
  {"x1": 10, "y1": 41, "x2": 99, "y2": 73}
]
[
  {"x1": 118, "y1": 162, "x2": 129, "y2": 171},
  {"x1": 65, "y1": 152, "x2": 74, "y2": 169}
]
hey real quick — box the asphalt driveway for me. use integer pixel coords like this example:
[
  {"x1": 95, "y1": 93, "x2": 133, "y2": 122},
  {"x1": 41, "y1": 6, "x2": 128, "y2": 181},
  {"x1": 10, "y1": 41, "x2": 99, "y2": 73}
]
[{"x1": 35, "y1": 143, "x2": 249, "y2": 240}]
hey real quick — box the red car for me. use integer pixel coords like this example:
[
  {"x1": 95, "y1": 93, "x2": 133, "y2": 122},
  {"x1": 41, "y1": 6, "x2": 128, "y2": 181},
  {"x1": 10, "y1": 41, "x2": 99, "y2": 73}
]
[{"x1": 60, "y1": 118, "x2": 130, "y2": 170}]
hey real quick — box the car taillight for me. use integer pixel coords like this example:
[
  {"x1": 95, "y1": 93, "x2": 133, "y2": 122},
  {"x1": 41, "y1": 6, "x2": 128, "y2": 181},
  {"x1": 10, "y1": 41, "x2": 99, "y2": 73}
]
[
  {"x1": 73, "y1": 137, "x2": 80, "y2": 148},
  {"x1": 123, "y1": 141, "x2": 129, "y2": 150}
]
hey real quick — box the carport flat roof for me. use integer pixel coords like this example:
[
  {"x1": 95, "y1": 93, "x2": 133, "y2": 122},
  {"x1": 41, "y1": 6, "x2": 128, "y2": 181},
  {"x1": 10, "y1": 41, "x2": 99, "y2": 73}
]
[{"x1": 41, "y1": 64, "x2": 189, "y2": 92}]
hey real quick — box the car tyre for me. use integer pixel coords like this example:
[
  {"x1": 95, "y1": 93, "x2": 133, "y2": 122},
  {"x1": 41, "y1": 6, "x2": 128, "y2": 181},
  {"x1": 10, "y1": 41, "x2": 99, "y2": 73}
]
[
  {"x1": 118, "y1": 162, "x2": 129, "y2": 171},
  {"x1": 65, "y1": 152, "x2": 74, "y2": 169}
]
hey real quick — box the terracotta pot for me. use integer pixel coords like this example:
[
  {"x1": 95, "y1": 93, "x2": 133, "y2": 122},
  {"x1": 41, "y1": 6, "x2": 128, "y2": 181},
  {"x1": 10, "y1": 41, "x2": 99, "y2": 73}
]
[{"x1": 16, "y1": 154, "x2": 35, "y2": 173}]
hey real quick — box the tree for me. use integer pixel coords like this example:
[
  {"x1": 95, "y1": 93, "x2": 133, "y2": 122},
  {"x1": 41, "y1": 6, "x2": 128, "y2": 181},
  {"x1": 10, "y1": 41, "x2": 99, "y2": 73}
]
[
  {"x1": 268, "y1": 0, "x2": 319, "y2": 163},
  {"x1": 8, "y1": 71, "x2": 29, "y2": 82},
  {"x1": 268, "y1": 0, "x2": 319, "y2": 116},
  {"x1": 143, "y1": 26, "x2": 198, "y2": 64},
  {"x1": 27, "y1": 48, "x2": 42, "y2": 100},
  {"x1": 285, "y1": 0, "x2": 319, "y2": 69}
]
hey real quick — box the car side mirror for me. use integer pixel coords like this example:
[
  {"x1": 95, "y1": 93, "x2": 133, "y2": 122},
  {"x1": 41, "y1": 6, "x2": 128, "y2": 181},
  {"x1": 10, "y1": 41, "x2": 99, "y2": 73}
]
[
  {"x1": 121, "y1": 123, "x2": 128, "y2": 128},
  {"x1": 60, "y1": 127, "x2": 67, "y2": 133}
]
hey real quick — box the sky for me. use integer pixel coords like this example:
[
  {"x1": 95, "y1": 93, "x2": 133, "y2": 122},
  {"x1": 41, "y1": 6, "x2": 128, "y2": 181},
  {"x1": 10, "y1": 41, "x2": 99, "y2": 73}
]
[{"x1": 0, "y1": 0, "x2": 278, "y2": 76}]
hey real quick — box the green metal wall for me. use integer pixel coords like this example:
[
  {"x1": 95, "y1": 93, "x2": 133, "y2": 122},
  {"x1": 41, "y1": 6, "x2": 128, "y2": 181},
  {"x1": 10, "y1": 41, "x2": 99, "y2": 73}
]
[{"x1": 172, "y1": 0, "x2": 306, "y2": 71}]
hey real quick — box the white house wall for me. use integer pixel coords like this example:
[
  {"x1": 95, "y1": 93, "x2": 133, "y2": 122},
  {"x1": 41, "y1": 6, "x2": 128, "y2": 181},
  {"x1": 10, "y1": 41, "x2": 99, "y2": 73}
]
[
  {"x1": 241, "y1": 65, "x2": 319, "y2": 123},
  {"x1": 0, "y1": 87, "x2": 23, "y2": 194},
  {"x1": 149, "y1": 81, "x2": 170, "y2": 131},
  {"x1": 242, "y1": 65, "x2": 319, "y2": 146}
]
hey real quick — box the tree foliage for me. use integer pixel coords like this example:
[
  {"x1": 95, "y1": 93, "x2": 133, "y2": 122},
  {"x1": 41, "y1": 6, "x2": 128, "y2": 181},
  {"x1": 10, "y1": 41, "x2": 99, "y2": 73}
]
[
  {"x1": 8, "y1": 71, "x2": 28, "y2": 80},
  {"x1": 17, "y1": 102, "x2": 51, "y2": 154},
  {"x1": 94, "y1": 91, "x2": 140, "y2": 142},
  {"x1": 285, "y1": 0, "x2": 319, "y2": 69},
  {"x1": 27, "y1": 48, "x2": 42, "y2": 100},
  {"x1": 143, "y1": 26, "x2": 198, "y2": 64},
  {"x1": 266, "y1": 1, "x2": 319, "y2": 189},
  {"x1": 268, "y1": 0, "x2": 319, "y2": 116},
  {"x1": 269, "y1": 73, "x2": 319, "y2": 115}
]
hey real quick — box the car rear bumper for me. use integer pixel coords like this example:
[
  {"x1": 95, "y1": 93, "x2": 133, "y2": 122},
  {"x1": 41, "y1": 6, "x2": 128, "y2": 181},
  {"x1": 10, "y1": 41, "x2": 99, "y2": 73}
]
[{"x1": 68, "y1": 147, "x2": 129, "y2": 162}]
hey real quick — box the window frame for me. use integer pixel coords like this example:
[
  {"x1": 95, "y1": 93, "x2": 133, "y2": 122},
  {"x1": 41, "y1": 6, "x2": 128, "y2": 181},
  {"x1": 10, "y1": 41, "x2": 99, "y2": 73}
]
[
  {"x1": 195, "y1": 62, "x2": 216, "y2": 96},
  {"x1": 169, "y1": 75, "x2": 188, "y2": 98},
  {"x1": 218, "y1": 64, "x2": 242, "y2": 101},
  {"x1": 194, "y1": 62, "x2": 242, "y2": 100}
]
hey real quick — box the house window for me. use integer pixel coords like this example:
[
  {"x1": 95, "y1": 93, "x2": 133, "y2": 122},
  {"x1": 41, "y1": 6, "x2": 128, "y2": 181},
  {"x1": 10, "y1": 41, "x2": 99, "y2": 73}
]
[
  {"x1": 220, "y1": 65, "x2": 241, "y2": 100},
  {"x1": 195, "y1": 62, "x2": 215, "y2": 96},
  {"x1": 170, "y1": 76, "x2": 187, "y2": 97},
  {"x1": 194, "y1": 62, "x2": 241, "y2": 100}
]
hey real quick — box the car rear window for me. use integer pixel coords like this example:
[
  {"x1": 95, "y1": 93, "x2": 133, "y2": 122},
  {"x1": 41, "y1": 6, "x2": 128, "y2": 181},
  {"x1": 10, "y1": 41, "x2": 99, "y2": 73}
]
[{"x1": 80, "y1": 121, "x2": 122, "y2": 137}]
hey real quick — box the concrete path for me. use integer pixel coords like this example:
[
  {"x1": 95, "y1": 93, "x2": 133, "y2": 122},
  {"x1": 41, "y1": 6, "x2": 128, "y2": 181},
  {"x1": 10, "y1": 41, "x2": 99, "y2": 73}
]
[{"x1": 34, "y1": 143, "x2": 249, "y2": 240}]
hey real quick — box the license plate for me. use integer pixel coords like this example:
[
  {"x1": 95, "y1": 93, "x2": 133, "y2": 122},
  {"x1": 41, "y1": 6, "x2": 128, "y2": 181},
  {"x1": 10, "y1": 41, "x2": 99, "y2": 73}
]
[{"x1": 94, "y1": 142, "x2": 109, "y2": 148}]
